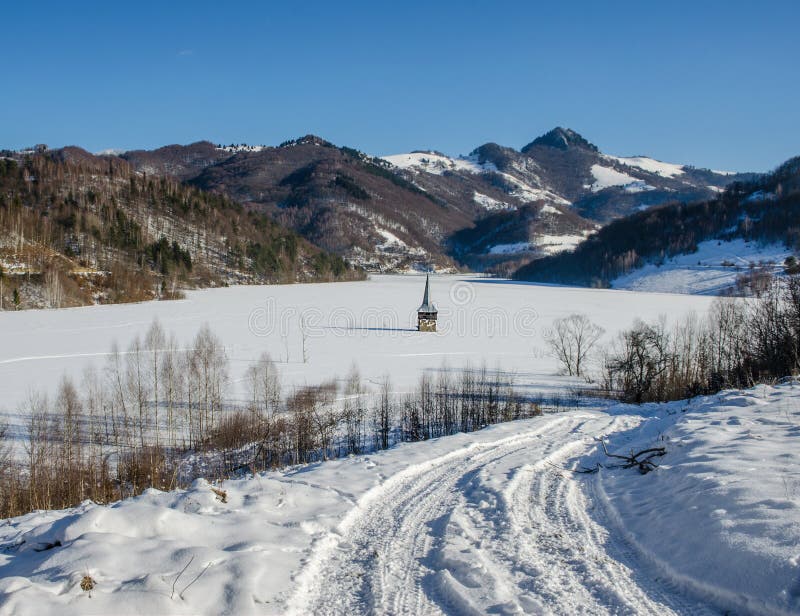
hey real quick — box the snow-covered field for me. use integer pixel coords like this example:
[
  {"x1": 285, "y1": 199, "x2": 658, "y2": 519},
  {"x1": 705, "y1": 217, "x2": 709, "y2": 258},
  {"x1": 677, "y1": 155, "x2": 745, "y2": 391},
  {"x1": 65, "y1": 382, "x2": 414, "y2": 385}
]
[
  {"x1": 612, "y1": 238, "x2": 790, "y2": 295},
  {"x1": 0, "y1": 275, "x2": 715, "y2": 418},
  {"x1": 2, "y1": 382, "x2": 798, "y2": 615},
  {"x1": 3, "y1": 276, "x2": 798, "y2": 615}
]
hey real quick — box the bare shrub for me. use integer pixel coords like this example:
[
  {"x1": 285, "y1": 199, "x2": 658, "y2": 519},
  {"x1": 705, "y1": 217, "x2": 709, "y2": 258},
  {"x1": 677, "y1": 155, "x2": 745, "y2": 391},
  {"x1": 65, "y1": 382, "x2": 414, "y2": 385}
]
[{"x1": 547, "y1": 314, "x2": 605, "y2": 377}]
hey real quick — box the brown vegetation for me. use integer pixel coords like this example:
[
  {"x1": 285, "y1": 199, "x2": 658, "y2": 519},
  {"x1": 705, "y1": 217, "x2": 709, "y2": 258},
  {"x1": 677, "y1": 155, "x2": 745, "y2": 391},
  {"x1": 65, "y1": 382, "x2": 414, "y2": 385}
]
[
  {"x1": 0, "y1": 151, "x2": 362, "y2": 310},
  {"x1": 0, "y1": 321, "x2": 548, "y2": 519},
  {"x1": 600, "y1": 274, "x2": 800, "y2": 402}
]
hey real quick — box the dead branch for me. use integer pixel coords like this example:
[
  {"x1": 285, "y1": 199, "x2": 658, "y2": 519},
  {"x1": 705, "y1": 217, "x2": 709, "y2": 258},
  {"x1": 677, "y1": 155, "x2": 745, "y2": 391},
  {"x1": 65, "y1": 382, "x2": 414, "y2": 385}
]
[{"x1": 595, "y1": 438, "x2": 666, "y2": 474}]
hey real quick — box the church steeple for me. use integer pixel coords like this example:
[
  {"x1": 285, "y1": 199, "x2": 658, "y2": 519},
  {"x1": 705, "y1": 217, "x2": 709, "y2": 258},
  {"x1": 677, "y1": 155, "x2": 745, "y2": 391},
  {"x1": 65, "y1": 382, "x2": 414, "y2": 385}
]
[{"x1": 417, "y1": 274, "x2": 438, "y2": 332}]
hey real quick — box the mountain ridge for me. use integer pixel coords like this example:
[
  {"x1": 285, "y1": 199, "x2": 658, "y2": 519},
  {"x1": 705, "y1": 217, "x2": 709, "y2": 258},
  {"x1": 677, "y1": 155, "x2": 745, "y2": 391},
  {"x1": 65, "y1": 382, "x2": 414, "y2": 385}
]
[{"x1": 7, "y1": 128, "x2": 759, "y2": 275}]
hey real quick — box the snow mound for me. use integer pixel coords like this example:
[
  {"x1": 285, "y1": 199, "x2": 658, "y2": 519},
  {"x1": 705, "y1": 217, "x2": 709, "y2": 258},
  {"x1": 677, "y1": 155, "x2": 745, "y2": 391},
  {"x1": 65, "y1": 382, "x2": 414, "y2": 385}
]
[{"x1": 592, "y1": 382, "x2": 800, "y2": 616}]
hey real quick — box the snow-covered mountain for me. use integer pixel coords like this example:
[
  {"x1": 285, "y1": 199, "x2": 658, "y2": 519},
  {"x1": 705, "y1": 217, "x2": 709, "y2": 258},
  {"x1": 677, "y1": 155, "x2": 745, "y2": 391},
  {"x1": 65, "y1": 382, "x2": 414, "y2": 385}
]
[
  {"x1": 379, "y1": 128, "x2": 751, "y2": 273},
  {"x1": 109, "y1": 129, "x2": 754, "y2": 275},
  {"x1": 514, "y1": 154, "x2": 800, "y2": 292},
  {"x1": 383, "y1": 127, "x2": 750, "y2": 223}
]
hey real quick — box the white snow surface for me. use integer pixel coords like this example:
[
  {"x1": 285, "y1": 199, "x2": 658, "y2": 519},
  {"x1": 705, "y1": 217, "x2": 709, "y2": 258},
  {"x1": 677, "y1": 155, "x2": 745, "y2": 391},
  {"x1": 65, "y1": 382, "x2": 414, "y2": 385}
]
[
  {"x1": 539, "y1": 204, "x2": 562, "y2": 215},
  {"x1": 612, "y1": 238, "x2": 791, "y2": 295},
  {"x1": 381, "y1": 152, "x2": 495, "y2": 175},
  {"x1": 0, "y1": 277, "x2": 796, "y2": 614},
  {"x1": 590, "y1": 164, "x2": 642, "y2": 192},
  {"x1": 486, "y1": 233, "x2": 588, "y2": 256},
  {"x1": 589, "y1": 382, "x2": 800, "y2": 616},
  {"x1": 534, "y1": 233, "x2": 588, "y2": 255},
  {"x1": 487, "y1": 242, "x2": 532, "y2": 255},
  {"x1": 0, "y1": 275, "x2": 715, "y2": 419},
  {"x1": 496, "y1": 172, "x2": 572, "y2": 205},
  {"x1": 472, "y1": 191, "x2": 513, "y2": 211},
  {"x1": 2, "y1": 383, "x2": 799, "y2": 614},
  {"x1": 375, "y1": 228, "x2": 413, "y2": 253},
  {"x1": 605, "y1": 155, "x2": 686, "y2": 178}
]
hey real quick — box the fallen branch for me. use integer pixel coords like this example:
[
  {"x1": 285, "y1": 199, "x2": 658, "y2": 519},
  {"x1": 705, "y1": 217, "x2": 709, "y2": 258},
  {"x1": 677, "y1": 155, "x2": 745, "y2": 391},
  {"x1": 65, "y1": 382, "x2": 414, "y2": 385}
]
[
  {"x1": 546, "y1": 461, "x2": 603, "y2": 474},
  {"x1": 596, "y1": 438, "x2": 666, "y2": 474},
  {"x1": 552, "y1": 440, "x2": 667, "y2": 475}
]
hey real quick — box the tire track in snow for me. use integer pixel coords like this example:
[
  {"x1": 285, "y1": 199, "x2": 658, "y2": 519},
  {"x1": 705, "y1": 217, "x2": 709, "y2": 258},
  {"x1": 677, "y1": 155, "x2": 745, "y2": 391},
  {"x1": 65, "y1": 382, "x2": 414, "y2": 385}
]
[
  {"x1": 501, "y1": 434, "x2": 718, "y2": 615},
  {"x1": 286, "y1": 415, "x2": 577, "y2": 615},
  {"x1": 288, "y1": 414, "x2": 715, "y2": 615}
]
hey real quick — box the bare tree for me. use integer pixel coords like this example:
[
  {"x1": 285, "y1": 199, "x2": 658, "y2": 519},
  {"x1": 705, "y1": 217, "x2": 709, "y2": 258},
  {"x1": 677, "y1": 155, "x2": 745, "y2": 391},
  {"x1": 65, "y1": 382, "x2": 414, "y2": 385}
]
[
  {"x1": 607, "y1": 318, "x2": 672, "y2": 403},
  {"x1": 376, "y1": 376, "x2": 392, "y2": 450},
  {"x1": 44, "y1": 267, "x2": 63, "y2": 309},
  {"x1": 145, "y1": 320, "x2": 166, "y2": 447},
  {"x1": 547, "y1": 314, "x2": 605, "y2": 377},
  {"x1": 300, "y1": 315, "x2": 309, "y2": 364}
]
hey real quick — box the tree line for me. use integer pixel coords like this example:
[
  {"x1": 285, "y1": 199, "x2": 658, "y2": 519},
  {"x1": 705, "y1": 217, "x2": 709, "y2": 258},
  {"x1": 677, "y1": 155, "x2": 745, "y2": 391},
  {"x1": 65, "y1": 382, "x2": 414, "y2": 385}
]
[
  {"x1": 0, "y1": 321, "x2": 548, "y2": 518},
  {"x1": 549, "y1": 274, "x2": 800, "y2": 403}
]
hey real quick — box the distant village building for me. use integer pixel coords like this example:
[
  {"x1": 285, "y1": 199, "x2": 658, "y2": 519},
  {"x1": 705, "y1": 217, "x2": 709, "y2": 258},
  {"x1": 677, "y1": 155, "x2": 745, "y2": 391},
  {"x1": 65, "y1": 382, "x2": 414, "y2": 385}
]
[{"x1": 417, "y1": 274, "x2": 438, "y2": 332}]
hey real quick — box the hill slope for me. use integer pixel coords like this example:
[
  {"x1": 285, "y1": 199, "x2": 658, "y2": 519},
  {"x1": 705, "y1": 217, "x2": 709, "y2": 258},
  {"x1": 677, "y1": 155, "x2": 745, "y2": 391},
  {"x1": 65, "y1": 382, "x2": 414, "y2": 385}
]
[
  {"x1": 125, "y1": 137, "x2": 470, "y2": 272},
  {"x1": 0, "y1": 148, "x2": 362, "y2": 309},
  {"x1": 386, "y1": 127, "x2": 752, "y2": 224},
  {"x1": 116, "y1": 129, "x2": 752, "y2": 274},
  {"x1": 513, "y1": 156, "x2": 800, "y2": 292}
]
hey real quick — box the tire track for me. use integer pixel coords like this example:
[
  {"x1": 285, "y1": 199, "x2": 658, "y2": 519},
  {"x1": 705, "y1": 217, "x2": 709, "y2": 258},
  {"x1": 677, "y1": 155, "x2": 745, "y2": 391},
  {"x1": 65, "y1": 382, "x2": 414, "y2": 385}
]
[{"x1": 288, "y1": 413, "x2": 716, "y2": 615}]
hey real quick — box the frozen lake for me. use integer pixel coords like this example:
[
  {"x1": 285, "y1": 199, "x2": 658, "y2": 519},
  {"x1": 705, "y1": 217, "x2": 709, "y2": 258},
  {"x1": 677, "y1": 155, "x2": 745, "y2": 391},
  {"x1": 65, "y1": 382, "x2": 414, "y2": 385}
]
[{"x1": 0, "y1": 275, "x2": 716, "y2": 414}]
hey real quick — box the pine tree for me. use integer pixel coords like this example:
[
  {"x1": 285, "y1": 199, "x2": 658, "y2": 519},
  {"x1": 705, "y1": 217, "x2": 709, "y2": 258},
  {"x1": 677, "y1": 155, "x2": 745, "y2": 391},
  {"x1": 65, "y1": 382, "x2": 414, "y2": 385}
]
[{"x1": 12, "y1": 288, "x2": 20, "y2": 310}]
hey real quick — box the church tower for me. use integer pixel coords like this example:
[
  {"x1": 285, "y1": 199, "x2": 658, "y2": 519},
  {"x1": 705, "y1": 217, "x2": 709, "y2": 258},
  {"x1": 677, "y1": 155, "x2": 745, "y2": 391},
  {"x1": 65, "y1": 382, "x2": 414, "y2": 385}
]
[{"x1": 417, "y1": 274, "x2": 438, "y2": 332}]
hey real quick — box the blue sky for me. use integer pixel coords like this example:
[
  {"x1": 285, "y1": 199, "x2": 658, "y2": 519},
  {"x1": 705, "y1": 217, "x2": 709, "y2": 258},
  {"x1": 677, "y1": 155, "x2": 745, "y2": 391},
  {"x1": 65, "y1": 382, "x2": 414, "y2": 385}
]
[{"x1": 2, "y1": 1, "x2": 797, "y2": 171}]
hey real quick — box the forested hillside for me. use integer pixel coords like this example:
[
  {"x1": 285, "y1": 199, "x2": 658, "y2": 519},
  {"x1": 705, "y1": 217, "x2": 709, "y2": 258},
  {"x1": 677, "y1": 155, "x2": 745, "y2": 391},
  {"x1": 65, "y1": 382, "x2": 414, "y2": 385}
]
[
  {"x1": 118, "y1": 128, "x2": 749, "y2": 274},
  {"x1": 513, "y1": 156, "x2": 800, "y2": 287},
  {"x1": 0, "y1": 148, "x2": 362, "y2": 309},
  {"x1": 124, "y1": 136, "x2": 470, "y2": 272}
]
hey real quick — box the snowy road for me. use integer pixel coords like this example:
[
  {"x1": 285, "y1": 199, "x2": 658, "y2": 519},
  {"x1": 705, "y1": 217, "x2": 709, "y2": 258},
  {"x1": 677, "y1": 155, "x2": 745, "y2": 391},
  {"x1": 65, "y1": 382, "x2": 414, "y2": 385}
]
[
  {"x1": 5, "y1": 397, "x2": 795, "y2": 615},
  {"x1": 289, "y1": 414, "x2": 715, "y2": 615}
]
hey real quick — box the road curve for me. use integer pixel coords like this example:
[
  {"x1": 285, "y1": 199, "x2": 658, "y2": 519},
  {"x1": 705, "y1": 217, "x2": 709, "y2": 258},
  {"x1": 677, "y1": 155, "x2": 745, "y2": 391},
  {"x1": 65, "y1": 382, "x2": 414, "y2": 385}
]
[{"x1": 288, "y1": 414, "x2": 715, "y2": 615}]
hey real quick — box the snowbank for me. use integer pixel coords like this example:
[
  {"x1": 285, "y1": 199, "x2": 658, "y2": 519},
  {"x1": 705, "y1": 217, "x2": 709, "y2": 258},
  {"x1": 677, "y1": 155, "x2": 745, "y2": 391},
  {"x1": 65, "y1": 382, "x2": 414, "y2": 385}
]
[
  {"x1": 589, "y1": 383, "x2": 800, "y2": 616},
  {"x1": 0, "y1": 415, "x2": 606, "y2": 615},
  {"x1": 1, "y1": 383, "x2": 798, "y2": 613}
]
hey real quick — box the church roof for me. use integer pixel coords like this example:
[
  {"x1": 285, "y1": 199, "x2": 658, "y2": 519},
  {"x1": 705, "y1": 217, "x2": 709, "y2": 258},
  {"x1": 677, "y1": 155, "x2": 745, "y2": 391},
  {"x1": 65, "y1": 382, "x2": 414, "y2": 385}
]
[{"x1": 418, "y1": 274, "x2": 437, "y2": 313}]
